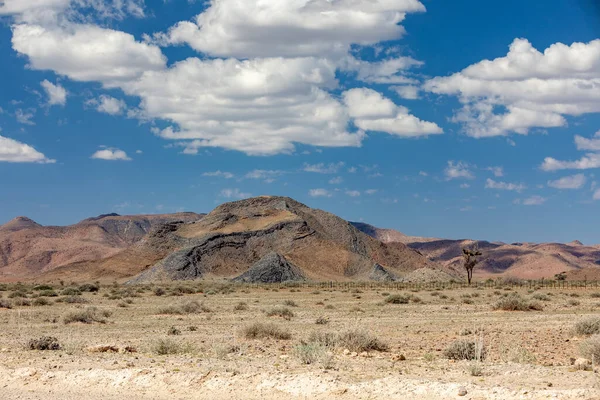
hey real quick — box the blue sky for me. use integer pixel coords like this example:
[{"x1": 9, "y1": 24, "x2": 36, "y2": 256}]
[{"x1": 1, "y1": 0, "x2": 600, "y2": 244}]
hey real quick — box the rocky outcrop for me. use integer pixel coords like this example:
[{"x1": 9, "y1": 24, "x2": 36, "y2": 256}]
[
  {"x1": 369, "y1": 263, "x2": 397, "y2": 282},
  {"x1": 232, "y1": 252, "x2": 305, "y2": 283}
]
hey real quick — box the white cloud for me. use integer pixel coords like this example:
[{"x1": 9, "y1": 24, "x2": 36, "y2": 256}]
[
  {"x1": 392, "y1": 85, "x2": 420, "y2": 99},
  {"x1": 460, "y1": 183, "x2": 470, "y2": 189},
  {"x1": 485, "y1": 178, "x2": 526, "y2": 192},
  {"x1": 15, "y1": 109, "x2": 35, "y2": 125},
  {"x1": 485, "y1": 166, "x2": 504, "y2": 177},
  {"x1": 541, "y1": 153, "x2": 600, "y2": 171},
  {"x1": 90, "y1": 147, "x2": 131, "y2": 161},
  {"x1": 309, "y1": 188, "x2": 332, "y2": 198},
  {"x1": 0, "y1": 134, "x2": 55, "y2": 163},
  {"x1": 522, "y1": 195, "x2": 546, "y2": 206},
  {"x1": 343, "y1": 55, "x2": 423, "y2": 84},
  {"x1": 220, "y1": 188, "x2": 251, "y2": 199},
  {"x1": 244, "y1": 170, "x2": 284, "y2": 182},
  {"x1": 444, "y1": 161, "x2": 474, "y2": 180},
  {"x1": 343, "y1": 88, "x2": 442, "y2": 137},
  {"x1": 153, "y1": 0, "x2": 426, "y2": 59},
  {"x1": 203, "y1": 170, "x2": 234, "y2": 179},
  {"x1": 40, "y1": 80, "x2": 67, "y2": 106},
  {"x1": 574, "y1": 131, "x2": 600, "y2": 151},
  {"x1": 424, "y1": 39, "x2": 600, "y2": 137},
  {"x1": 594, "y1": 188, "x2": 600, "y2": 200},
  {"x1": 345, "y1": 190, "x2": 361, "y2": 197},
  {"x1": 88, "y1": 95, "x2": 127, "y2": 115},
  {"x1": 304, "y1": 162, "x2": 345, "y2": 174},
  {"x1": 547, "y1": 173, "x2": 586, "y2": 189},
  {"x1": 365, "y1": 189, "x2": 378, "y2": 195},
  {"x1": 328, "y1": 176, "x2": 343, "y2": 185},
  {"x1": 12, "y1": 24, "x2": 166, "y2": 87},
  {"x1": 418, "y1": 171, "x2": 428, "y2": 177}
]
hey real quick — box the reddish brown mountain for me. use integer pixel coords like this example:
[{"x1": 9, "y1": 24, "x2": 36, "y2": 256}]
[
  {"x1": 0, "y1": 212, "x2": 203, "y2": 281},
  {"x1": 352, "y1": 222, "x2": 600, "y2": 280}
]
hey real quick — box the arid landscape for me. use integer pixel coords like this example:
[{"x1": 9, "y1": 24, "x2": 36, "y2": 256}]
[
  {"x1": 1, "y1": 281, "x2": 600, "y2": 399},
  {"x1": 1, "y1": 196, "x2": 600, "y2": 399}
]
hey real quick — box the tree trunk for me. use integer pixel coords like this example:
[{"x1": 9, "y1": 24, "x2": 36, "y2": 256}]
[{"x1": 467, "y1": 268, "x2": 473, "y2": 285}]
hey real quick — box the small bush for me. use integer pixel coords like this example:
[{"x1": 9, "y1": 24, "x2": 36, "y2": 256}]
[
  {"x1": 61, "y1": 288, "x2": 81, "y2": 296},
  {"x1": 590, "y1": 292, "x2": 600, "y2": 298},
  {"x1": 79, "y1": 284, "x2": 99, "y2": 293},
  {"x1": 444, "y1": 339, "x2": 486, "y2": 361},
  {"x1": 462, "y1": 298, "x2": 474, "y2": 304},
  {"x1": 28, "y1": 336, "x2": 60, "y2": 351},
  {"x1": 294, "y1": 343, "x2": 327, "y2": 365},
  {"x1": 38, "y1": 290, "x2": 58, "y2": 297},
  {"x1": 158, "y1": 301, "x2": 211, "y2": 315},
  {"x1": 532, "y1": 293, "x2": 550, "y2": 301},
  {"x1": 154, "y1": 287, "x2": 166, "y2": 296},
  {"x1": 385, "y1": 294, "x2": 410, "y2": 304},
  {"x1": 575, "y1": 318, "x2": 600, "y2": 336},
  {"x1": 13, "y1": 298, "x2": 31, "y2": 306},
  {"x1": 32, "y1": 298, "x2": 51, "y2": 306},
  {"x1": 337, "y1": 330, "x2": 389, "y2": 352},
  {"x1": 316, "y1": 316, "x2": 329, "y2": 325},
  {"x1": 234, "y1": 302, "x2": 248, "y2": 311},
  {"x1": 568, "y1": 299, "x2": 581, "y2": 306},
  {"x1": 493, "y1": 295, "x2": 543, "y2": 311},
  {"x1": 284, "y1": 300, "x2": 298, "y2": 307},
  {"x1": 188, "y1": 326, "x2": 198, "y2": 332},
  {"x1": 33, "y1": 285, "x2": 54, "y2": 291},
  {"x1": 9, "y1": 291, "x2": 27, "y2": 298},
  {"x1": 266, "y1": 307, "x2": 295, "y2": 320},
  {"x1": 0, "y1": 299, "x2": 12, "y2": 309},
  {"x1": 63, "y1": 307, "x2": 111, "y2": 324},
  {"x1": 153, "y1": 338, "x2": 192, "y2": 355},
  {"x1": 244, "y1": 323, "x2": 291, "y2": 340},
  {"x1": 168, "y1": 326, "x2": 181, "y2": 335},
  {"x1": 64, "y1": 296, "x2": 89, "y2": 304},
  {"x1": 580, "y1": 334, "x2": 600, "y2": 361}
]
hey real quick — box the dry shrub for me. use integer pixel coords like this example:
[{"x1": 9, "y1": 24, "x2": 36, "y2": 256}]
[
  {"x1": 234, "y1": 302, "x2": 248, "y2": 311},
  {"x1": 284, "y1": 300, "x2": 298, "y2": 307},
  {"x1": 153, "y1": 338, "x2": 193, "y2": 355},
  {"x1": 266, "y1": 307, "x2": 295, "y2": 320},
  {"x1": 63, "y1": 307, "x2": 111, "y2": 324},
  {"x1": 32, "y1": 297, "x2": 51, "y2": 306},
  {"x1": 385, "y1": 294, "x2": 410, "y2": 304},
  {"x1": 158, "y1": 300, "x2": 211, "y2": 315},
  {"x1": 580, "y1": 334, "x2": 600, "y2": 361},
  {"x1": 28, "y1": 336, "x2": 61, "y2": 351},
  {"x1": 244, "y1": 322, "x2": 291, "y2": 340},
  {"x1": 315, "y1": 316, "x2": 329, "y2": 325},
  {"x1": 337, "y1": 330, "x2": 389, "y2": 352},
  {"x1": 575, "y1": 317, "x2": 600, "y2": 336},
  {"x1": 0, "y1": 299, "x2": 12, "y2": 309},
  {"x1": 294, "y1": 343, "x2": 331, "y2": 366},
  {"x1": 493, "y1": 295, "x2": 543, "y2": 311},
  {"x1": 78, "y1": 284, "x2": 99, "y2": 293},
  {"x1": 444, "y1": 339, "x2": 486, "y2": 361},
  {"x1": 64, "y1": 296, "x2": 89, "y2": 304}
]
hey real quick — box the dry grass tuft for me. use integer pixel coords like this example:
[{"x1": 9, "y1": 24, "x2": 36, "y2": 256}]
[
  {"x1": 63, "y1": 307, "x2": 111, "y2": 324},
  {"x1": 444, "y1": 339, "x2": 486, "y2": 361},
  {"x1": 243, "y1": 322, "x2": 291, "y2": 340},
  {"x1": 575, "y1": 317, "x2": 600, "y2": 336}
]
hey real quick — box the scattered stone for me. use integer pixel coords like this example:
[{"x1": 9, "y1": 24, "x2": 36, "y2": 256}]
[
  {"x1": 458, "y1": 386, "x2": 468, "y2": 396},
  {"x1": 574, "y1": 358, "x2": 592, "y2": 371}
]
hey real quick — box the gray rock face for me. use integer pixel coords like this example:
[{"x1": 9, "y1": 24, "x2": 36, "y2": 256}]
[
  {"x1": 369, "y1": 263, "x2": 397, "y2": 282},
  {"x1": 233, "y1": 252, "x2": 305, "y2": 283}
]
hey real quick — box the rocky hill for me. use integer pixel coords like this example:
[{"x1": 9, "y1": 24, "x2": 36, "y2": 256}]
[
  {"x1": 0, "y1": 212, "x2": 204, "y2": 281},
  {"x1": 352, "y1": 222, "x2": 600, "y2": 280}
]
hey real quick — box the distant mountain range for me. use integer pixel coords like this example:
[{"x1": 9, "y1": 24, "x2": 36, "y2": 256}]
[
  {"x1": 1, "y1": 196, "x2": 599, "y2": 283},
  {"x1": 351, "y1": 222, "x2": 600, "y2": 280}
]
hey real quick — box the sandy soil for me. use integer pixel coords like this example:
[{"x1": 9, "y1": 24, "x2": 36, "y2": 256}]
[{"x1": 1, "y1": 283, "x2": 600, "y2": 399}]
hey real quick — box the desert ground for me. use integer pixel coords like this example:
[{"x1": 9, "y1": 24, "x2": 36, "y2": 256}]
[{"x1": 1, "y1": 281, "x2": 600, "y2": 399}]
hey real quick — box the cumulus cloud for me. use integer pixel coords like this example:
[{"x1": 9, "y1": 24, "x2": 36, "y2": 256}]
[
  {"x1": 444, "y1": 161, "x2": 474, "y2": 180},
  {"x1": 328, "y1": 176, "x2": 343, "y2": 185},
  {"x1": 244, "y1": 169, "x2": 285, "y2": 183},
  {"x1": 343, "y1": 88, "x2": 442, "y2": 137},
  {"x1": 203, "y1": 170, "x2": 234, "y2": 179},
  {"x1": 541, "y1": 153, "x2": 600, "y2": 171},
  {"x1": 485, "y1": 178, "x2": 525, "y2": 192},
  {"x1": 304, "y1": 162, "x2": 345, "y2": 174},
  {"x1": 40, "y1": 80, "x2": 67, "y2": 106},
  {"x1": 153, "y1": 0, "x2": 426, "y2": 59},
  {"x1": 0, "y1": 134, "x2": 55, "y2": 163},
  {"x1": 392, "y1": 85, "x2": 420, "y2": 99},
  {"x1": 345, "y1": 190, "x2": 361, "y2": 197},
  {"x1": 90, "y1": 147, "x2": 131, "y2": 161},
  {"x1": 424, "y1": 38, "x2": 600, "y2": 137},
  {"x1": 12, "y1": 24, "x2": 166, "y2": 87},
  {"x1": 575, "y1": 131, "x2": 600, "y2": 151},
  {"x1": 87, "y1": 95, "x2": 126, "y2": 115},
  {"x1": 365, "y1": 189, "x2": 377, "y2": 195},
  {"x1": 309, "y1": 188, "x2": 332, "y2": 198},
  {"x1": 594, "y1": 189, "x2": 600, "y2": 200},
  {"x1": 547, "y1": 173, "x2": 586, "y2": 189},
  {"x1": 220, "y1": 188, "x2": 251, "y2": 199}
]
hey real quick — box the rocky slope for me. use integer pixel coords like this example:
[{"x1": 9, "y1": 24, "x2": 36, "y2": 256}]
[
  {"x1": 352, "y1": 222, "x2": 600, "y2": 280},
  {"x1": 120, "y1": 196, "x2": 437, "y2": 283},
  {"x1": 0, "y1": 212, "x2": 203, "y2": 281}
]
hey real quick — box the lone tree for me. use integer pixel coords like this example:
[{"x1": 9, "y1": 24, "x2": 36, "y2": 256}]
[{"x1": 462, "y1": 244, "x2": 482, "y2": 285}]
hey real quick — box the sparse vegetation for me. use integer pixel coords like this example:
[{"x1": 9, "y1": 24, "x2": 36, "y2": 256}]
[
  {"x1": 444, "y1": 339, "x2": 486, "y2": 361},
  {"x1": 153, "y1": 338, "x2": 193, "y2": 355},
  {"x1": 28, "y1": 336, "x2": 61, "y2": 351},
  {"x1": 158, "y1": 300, "x2": 211, "y2": 315},
  {"x1": 244, "y1": 322, "x2": 291, "y2": 340},
  {"x1": 580, "y1": 334, "x2": 600, "y2": 361},
  {"x1": 63, "y1": 307, "x2": 111, "y2": 324},
  {"x1": 493, "y1": 295, "x2": 543, "y2": 311},
  {"x1": 234, "y1": 301, "x2": 248, "y2": 311},
  {"x1": 575, "y1": 317, "x2": 600, "y2": 336},
  {"x1": 265, "y1": 306, "x2": 295, "y2": 320}
]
